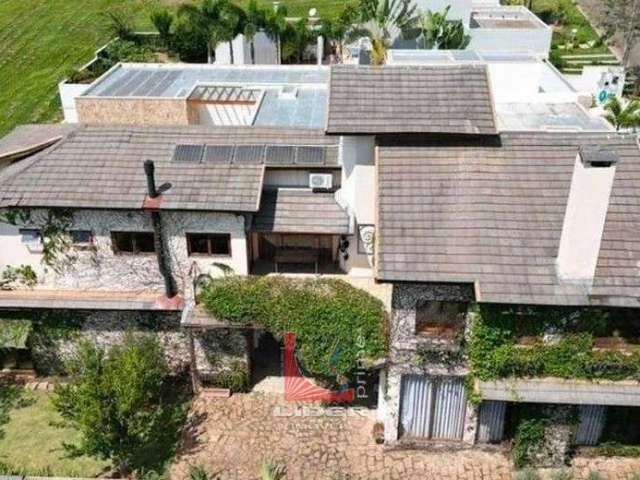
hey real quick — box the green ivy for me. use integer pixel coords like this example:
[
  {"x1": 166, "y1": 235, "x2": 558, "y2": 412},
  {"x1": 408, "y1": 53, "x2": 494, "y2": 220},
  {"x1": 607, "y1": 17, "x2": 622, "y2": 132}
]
[
  {"x1": 468, "y1": 304, "x2": 640, "y2": 382},
  {"x1": 210, "y1": 360, "x2": 250, "y2": 392},
  {"x1": 513, "y1": 416, "x2": 548, "y2": 468},
  {"x1": 200, "y1": 276, "x2": 387, "y2": 384}
]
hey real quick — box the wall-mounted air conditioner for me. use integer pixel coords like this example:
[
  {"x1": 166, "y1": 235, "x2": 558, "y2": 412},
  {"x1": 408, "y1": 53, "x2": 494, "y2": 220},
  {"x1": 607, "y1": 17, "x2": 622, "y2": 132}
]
[{"x1": 309, "y1": 173, "x2": 332, "y2": 190}]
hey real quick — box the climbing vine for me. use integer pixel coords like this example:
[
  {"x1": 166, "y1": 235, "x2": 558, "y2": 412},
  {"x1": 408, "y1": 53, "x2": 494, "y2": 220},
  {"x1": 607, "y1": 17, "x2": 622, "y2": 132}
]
[{"x1": 0, "y1": 208, "x2": 76, "y2": 273}]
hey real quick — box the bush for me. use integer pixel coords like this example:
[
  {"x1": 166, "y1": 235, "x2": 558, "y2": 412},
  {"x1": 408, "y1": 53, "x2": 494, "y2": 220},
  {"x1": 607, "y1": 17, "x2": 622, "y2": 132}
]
[
  {"x1": 551, "y1": 470, "x2": 573, "y2": 480},
  {"x1": 54, "y1": 334, "x2": 189, "y2": 475},
  {"x1": 586, "y1": 472, "x2": 605, "y2": 480},
  {"x1": 172, "y1": 17, "x2": 208, "y2": 63},
  {"x1": 212, "y1": 360, "x2": 250, "y2": 392},
  {"x1": 512, "y1": 417, "x2": 547, "y2": 468},
  {"x1": 200, "y1": 277, "x2": 387, "y2": 384},
  {"x1": 514, "y1": 469, "x2": 541, "y2": 480}
]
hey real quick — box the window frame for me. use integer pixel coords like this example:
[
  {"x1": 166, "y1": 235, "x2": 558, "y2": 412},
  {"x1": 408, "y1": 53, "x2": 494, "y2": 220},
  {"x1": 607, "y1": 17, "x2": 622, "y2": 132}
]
[
  {"x1": 19, "y1": 228, "x2": 43, "y2": 253},
  {"x1": 70, "y1": 230, "x2": 95, "y2": 249},
  {"x1": 186, "y1": 233, "x2": 232, "y2": 257},
  {"x1": 111, "y1": 231, "x2": 156, "y2": 255}
]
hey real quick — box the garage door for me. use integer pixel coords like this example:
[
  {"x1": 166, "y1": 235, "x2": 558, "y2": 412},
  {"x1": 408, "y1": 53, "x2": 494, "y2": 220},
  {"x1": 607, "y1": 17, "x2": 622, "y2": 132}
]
[{"x1": 399, "y1": 374, "x2": 467, "y2": 440}]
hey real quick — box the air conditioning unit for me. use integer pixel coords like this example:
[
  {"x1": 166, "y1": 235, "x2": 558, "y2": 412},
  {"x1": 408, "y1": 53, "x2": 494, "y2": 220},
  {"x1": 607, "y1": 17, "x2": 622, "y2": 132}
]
[{"x1": 309, "y1": 173, "x2": 332, "y2": 190}]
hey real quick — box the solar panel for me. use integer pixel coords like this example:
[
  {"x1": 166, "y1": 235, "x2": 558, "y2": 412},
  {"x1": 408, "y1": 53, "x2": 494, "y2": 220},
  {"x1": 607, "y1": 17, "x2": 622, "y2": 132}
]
[
  {"x1": 203, "y1": 145, "x2": 234, "y2": 164},
  {"x1": 265, "y1": 145, "x2": 296, "y2": 165},
  {"x1": 233, "y1": 145, "x2": 265, "y2": 164},
  {"x1": 296, "y1": 146, "x2": 326, "y2": 166},
  {"x1": 173, "y1": 144, "x2": 204, "y2": 163}
]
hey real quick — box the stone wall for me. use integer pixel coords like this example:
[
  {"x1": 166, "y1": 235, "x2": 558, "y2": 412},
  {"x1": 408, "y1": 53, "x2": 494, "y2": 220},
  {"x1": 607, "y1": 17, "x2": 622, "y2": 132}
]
[
  {"x1": 76, "y1": 97, "x2": 190, "y2": 125},
  {"x1": 1, "y1": 209, "x2": 249, "y2": 297},
  {"x1": 383, "y1": 282, "x2": 477, "y2": 445},
  {"x1": 27, "y1": 310, "x2": 248, "y2": 381}
]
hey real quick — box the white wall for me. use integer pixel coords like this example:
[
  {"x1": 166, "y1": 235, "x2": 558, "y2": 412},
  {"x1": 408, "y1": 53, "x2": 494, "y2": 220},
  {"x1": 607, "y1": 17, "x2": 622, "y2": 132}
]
[
  {"x1": 193, "y1": 101, "x2": 259, "y2": 126},
  {"x1": 469, "y1": 27, "x2": 552, "y2": 58},
  {"x1": 58, "y1": 81, "x2": 91, "y2": 123},
  {"x1": 0, "y1": 209, "x2": 249, "y2": 296},
  {"x1": 415, "y1": 0, "x2": 472, "y2": 24},
  {"x1": 215, "y1": 33, "x2": 279, "y2": 65}
]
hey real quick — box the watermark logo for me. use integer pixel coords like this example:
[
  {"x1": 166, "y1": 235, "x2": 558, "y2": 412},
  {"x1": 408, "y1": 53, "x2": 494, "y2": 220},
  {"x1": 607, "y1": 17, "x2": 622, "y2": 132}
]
[{"x1": 283, "y1": 332, "x2": 355, "y2": 403}]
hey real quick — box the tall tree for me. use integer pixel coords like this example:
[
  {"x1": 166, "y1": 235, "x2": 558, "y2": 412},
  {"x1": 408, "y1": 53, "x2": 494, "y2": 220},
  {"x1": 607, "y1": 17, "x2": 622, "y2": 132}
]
[
  {"x1": 244, "y1": 0, "x2": 266, "y2": 64},
  {"x1": 150, "y1": 8, "x2": 174, "y2": 47},
  {"x1": 281, "y1": 18, "x2": 315, "y2": 63},
  {"x1": 348, "y1": 0, "x2": 419, "y2": 65},
  {"x1": 177, "y1": 0, "x2": 232, "y2": 63},
  {"x1": 603, "y1": 0, "x2": 640, "y2": 69},
  {"x1": 264, "y1": 3, "x2": 288, "y2": 64},
  {"x1": 320, "y1": 5, "x2": 358, "y2": 62}
]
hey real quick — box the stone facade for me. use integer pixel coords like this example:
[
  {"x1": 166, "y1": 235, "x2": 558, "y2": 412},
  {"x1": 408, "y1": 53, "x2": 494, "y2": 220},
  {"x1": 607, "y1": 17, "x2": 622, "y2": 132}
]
[
  {"x1": 2, "y1": 209, "x2": 249, "y2": 297},
  {"x1": 383, "y1": 282, "x2": 477, "y2": 445},
  {"x1": 28, "y1": 309, "x2": 249, "y2": 381},
  {"x1": 76, "y1": 97, "x2": 190, "y2": 125}
]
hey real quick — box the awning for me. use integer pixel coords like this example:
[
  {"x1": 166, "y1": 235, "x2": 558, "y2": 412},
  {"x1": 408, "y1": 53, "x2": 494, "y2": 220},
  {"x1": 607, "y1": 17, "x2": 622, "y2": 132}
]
[
  {"x1": 252, "y1": 189, "x2": 350, "y2": 234},
  {"x1": 0, "y1": 319, "x2": 32, "y2": 349}
]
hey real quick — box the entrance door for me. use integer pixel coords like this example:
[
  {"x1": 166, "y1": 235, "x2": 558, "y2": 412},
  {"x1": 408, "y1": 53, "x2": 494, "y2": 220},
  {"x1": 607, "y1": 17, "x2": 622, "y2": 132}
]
[
  {"x1": 399, "y1": 374, "x2": 467, "y2": 440},
  {"x1": 251, "y1": 331, "x2": 282, "y2": 385}
]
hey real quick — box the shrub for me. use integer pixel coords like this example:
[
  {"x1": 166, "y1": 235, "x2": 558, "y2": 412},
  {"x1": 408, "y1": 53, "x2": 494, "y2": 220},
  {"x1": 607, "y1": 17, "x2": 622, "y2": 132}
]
[
  {"x1": 151, "y1": 8, "x2": 174, "y2": 47},
  {"x1": 261, "y1": 463, "x2": 286, "y2": 480},
  {"x1": 189, "y1": 464, "x2": 210, "y2": 480},
  {"x1": 104, "y1": 9, "x2": 135, "y2": 41},
  {"x1": 212, "y1": 360, "x2": 250, "y2": 392},
  {"x1": 514, "y1": 469, "x2": 541, "y2": 480},
  {"x1": 550, "y1": 470, "x2": 573, "y2": 480},
  {"x1": 200, "y1": 277, "x2": 387, "y2": 384},
  {"x1": 595, "y1": 442, "x2": 640, "y2": 457},
  {"x1": 586, "y1": 472, "x2": 605, "y2": 480},
  {"x1": 512, "y1": 417, "x2": 547, "y2": 468},
  {"x1": 172, "y1": 16, "x2": 208, "y2": 63},
  {"x1": 54, "y1": 334, "x2": 189, "y2": 475}
]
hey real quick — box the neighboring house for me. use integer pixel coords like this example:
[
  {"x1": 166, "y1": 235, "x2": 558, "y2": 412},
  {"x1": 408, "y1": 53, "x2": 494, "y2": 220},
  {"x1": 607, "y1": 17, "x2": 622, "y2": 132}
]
[{"x1": 1, "y1": 61, "x2": 640, "y2": 461}]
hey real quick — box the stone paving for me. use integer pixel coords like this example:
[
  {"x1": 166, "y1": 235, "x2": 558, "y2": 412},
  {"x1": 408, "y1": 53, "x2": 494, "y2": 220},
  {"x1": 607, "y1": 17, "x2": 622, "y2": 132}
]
[{"x1": 170, "y1": 392, "x2": 640, "y2": 480}]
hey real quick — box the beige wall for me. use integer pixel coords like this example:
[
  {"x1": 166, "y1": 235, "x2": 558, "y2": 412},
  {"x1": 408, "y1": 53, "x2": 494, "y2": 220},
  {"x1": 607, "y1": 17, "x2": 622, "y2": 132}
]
[{"x1": 76, "y1": 98, "x2": 190, "y2": 125}]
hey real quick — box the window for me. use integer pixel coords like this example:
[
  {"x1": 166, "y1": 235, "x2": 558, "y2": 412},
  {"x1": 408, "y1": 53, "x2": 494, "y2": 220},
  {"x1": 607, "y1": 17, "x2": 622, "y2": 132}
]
[
  {"x1": 187, "y1": 233, "x2": 231, "y2": 256},
  {"x1": 19, "y1": 229, "x2": 43, "y2": 253},
  {"x1": 70, "y1": 230, "x2": 94, "y2": 248},
  {"x1": 415, "y1": 301, "x2": 468, "y2": 338},
  {"x1": 111, "y1": 232, "x2": 155, "y2": 254}
]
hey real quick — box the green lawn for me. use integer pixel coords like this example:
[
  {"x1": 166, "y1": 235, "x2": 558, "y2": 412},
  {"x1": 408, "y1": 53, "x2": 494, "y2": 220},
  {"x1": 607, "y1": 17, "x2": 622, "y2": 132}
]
[
  {"x1": 0, "y1": 388, "x2": 109, "y2": 477},
  {"x1": 0, "y1": 0, "x2": 347, "y2": 137}
]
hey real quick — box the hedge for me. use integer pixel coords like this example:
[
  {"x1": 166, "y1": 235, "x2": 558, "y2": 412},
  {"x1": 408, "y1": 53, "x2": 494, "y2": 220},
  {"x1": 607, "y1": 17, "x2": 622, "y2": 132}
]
[
  {"x1": 468, "y1": 304, "x2": 640, "y2": 382},
  {"x1": 199, "y1": 276, "x2": 388, "y2": 383}
]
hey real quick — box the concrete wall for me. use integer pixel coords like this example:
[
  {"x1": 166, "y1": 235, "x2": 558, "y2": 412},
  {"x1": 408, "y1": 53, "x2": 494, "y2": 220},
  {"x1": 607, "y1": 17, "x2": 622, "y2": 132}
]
[
  {"x1": 215, "y1": 32, "x2": 279, "y2": 65},
  {"x1": 76, "y1": 97, "x2": 190, "y2": 125},
  {"x1": 0, "y1": 209, "x2": 249, "y2": 295},
  {"x1": 58, "y1": 82, "x2": 91, "y2": 123},
  {"x1": 415, "y1": 0, "x2": 473, "y2": 24},
  {"x1": 469, "y1": 25, "x2": 552, "y2": 57}
]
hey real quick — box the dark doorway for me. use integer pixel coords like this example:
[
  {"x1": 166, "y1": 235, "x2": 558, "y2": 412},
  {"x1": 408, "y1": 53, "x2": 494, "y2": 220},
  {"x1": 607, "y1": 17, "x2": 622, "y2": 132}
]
[{"x1": 251, "y1": 331, "x2": 282, "y2": 385}]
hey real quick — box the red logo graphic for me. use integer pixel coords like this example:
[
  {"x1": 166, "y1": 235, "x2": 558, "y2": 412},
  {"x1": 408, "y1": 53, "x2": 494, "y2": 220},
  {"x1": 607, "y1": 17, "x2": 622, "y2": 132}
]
[{"x1": 283, "y1": 332, "x2": 355, "y2": 402}]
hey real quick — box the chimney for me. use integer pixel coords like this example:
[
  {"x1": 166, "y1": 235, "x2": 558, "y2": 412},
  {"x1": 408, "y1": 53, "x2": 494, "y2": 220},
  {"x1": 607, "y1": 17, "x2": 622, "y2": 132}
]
[
  {"x1": 556, "y1": 145, "x2": 618, "y2": 285},
  {"x1": 143, "y1": 160, "x2": 178, "y2": 298}
]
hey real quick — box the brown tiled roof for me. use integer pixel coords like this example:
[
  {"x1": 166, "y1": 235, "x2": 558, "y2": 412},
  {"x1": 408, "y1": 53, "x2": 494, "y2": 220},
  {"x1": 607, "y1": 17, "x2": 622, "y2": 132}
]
[
  {"x1": 252, "y1": 188, "x2": 350, "y2": 234},
  {"x1": 326, "y1": 65, "x2": 497, "y2": 135},
  {"x1": 0, "y1": 123, "x2": 76, "y2": 162},
  {"x1": 376, "y1": 131, "x2": 640, "y2": 307},
  {"x1": 0, "y1": 125, "x2": 336, "y2": 212}
]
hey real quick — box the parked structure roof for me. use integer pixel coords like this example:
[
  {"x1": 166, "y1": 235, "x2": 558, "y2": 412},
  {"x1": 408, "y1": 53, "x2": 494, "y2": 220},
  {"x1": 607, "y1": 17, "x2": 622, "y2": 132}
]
[
  {"x1": 376, "y1": 132, "x2": 640, "y2": 307},
  {"x1": 252, "y1": 189, "x2": 350, "y2": 234},
  {"x1": 326, "y1": 65, "x2": 497, "y2": 135},
  {"x1": 0, "y1": 125, "x2": 336, "y2": 212},
  {"x1": 0, "y1": 123, "x2": 76, "y2": 165}
]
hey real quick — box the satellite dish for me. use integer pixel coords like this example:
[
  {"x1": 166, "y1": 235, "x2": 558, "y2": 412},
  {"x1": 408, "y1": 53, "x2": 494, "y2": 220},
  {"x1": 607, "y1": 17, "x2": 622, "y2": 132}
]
[{"x1": 309, "y1": 7, "x2": 317, "y2": 17}]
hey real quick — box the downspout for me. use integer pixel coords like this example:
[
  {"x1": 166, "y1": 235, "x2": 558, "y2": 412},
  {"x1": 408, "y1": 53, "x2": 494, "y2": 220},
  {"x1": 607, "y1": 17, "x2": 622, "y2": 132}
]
[{"x1": 144, "y1": 160, "x2": 178, "y2": 298}]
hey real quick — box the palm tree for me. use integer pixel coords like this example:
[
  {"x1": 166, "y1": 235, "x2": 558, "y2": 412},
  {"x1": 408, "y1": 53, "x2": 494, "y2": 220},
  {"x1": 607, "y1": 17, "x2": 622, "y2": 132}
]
[
  {"x1": 218, "y1": 2, "x2": 246, "y2": 64},
  {"x1": 604, "y1": 96, "x2": 640, "y2": 131},
  {"x1": 178, "y1": 0, "x2": 228, "y2": 63},
  {"x1": 281, "y1": 18, "x2": 315, "y2": 63},
  {"x1": 349, "y1": 0, "x2": 419, "y2": 65},
  {"x1": 420, "y1": 7, "x2": 470, "y2": 49},
  {"x1": 150, "y1": 8, "x2": 174, "y2": 47},
  {"x1": 244, "y1": 0, "x2": 266, "y2": 64},
  {"x1": 264, "y1": 3, "x2": 288, "y2": 64}
]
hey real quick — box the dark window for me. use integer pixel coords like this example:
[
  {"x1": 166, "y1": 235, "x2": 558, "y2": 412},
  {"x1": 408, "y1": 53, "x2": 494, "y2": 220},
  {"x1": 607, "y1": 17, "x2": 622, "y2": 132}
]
[
  {"x1": 70, "y1": 230, "x2": 94, "y2": 247},
  {"x1": 19, "y1": 228, "x2": 43, "y2": 252},
  {"x1": 187, "y1": 233, "x2": 231, "y2": 256},
  {"x1": 111, "y1": 232, "x2": 156, "y2": 254},
  {"x1": 415, "y1": 301, "x2": 468, "y2": 338}
]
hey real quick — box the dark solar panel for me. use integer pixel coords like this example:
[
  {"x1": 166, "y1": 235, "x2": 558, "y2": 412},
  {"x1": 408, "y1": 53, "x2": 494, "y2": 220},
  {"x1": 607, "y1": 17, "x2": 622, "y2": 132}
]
[
  {"x1": 173, "y1": 144, "x2": 204, "y2": 163},
  {"x1": 265, "y1": 146, "x2": 296, "y2": 165},
  {"x1": 233, "y1": 145, "x2": 265, "y2": 164},
  {"x1": 296, "y1": 146, "x2": 326, "y2": 165},
  {"x1": 203, "y1": 145, "x2": 234, "y2": 164}
]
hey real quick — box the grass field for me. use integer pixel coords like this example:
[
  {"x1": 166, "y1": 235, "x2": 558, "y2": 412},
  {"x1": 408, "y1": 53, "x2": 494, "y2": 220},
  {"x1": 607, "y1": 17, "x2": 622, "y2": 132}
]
[
  {"x1": 0, "y1": 0, "x2": 346, "y2": 137},
  {"x1": 0, "y1": 388, "x2": 108, "y2": 476}
]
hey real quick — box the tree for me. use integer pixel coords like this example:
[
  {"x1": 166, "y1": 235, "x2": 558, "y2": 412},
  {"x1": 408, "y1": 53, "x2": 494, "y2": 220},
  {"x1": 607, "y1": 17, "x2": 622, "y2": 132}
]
[
  {"x1": 604, "y1": 96, "x2": 640, "y2": 131},
  {"x1": 603, "y1": 0, "x2": 640, "y2": 69},
  {"x1": 281, "y1": 18, "x2": 315, "y2": 63},
  {"x1": 177, "y1": 0, "x2": 231, "y2": 63},
  {"x1": 264, "y1": 3, "x2": 288, "y2": 64},
  {"x1": 419, "y1": 7, "x2": 470, "y2": 49},
  {"x1": 349, "y1": 0, "x2": 419, "y2": 65},
  {"x1": 151, "y1": 8, "x2": 174, "y2": 47},
  {"x1": 218, "y1": 1, "x2": 247, "y2": 64},
  {"x1": 54, "y1": 335, "x2": 187, "y2": 475},
  {"x1": 244, "y1": 0, "x2": 266, "y2": 64},
  {"x1": 320, "y1": 5, "x2": 358, "y2": 62}
]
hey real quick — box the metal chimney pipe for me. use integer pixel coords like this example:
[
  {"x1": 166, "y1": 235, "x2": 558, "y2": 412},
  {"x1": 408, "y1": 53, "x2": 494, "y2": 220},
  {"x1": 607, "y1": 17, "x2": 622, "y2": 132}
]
[{"x1": 144, "y1": 160, "x2": 158, "y2": 198}]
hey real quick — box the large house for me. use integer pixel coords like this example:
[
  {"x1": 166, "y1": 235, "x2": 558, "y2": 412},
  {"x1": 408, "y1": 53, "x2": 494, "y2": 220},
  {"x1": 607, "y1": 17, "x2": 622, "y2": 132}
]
[{"x1": 1, "y1": 59, "x2": 639, "y2": 461}]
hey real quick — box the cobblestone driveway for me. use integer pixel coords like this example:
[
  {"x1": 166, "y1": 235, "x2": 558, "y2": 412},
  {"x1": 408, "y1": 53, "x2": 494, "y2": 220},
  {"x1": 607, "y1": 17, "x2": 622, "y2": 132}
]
[{"x1": 170, "y1": 392, "x2": 640, "y2": 480}]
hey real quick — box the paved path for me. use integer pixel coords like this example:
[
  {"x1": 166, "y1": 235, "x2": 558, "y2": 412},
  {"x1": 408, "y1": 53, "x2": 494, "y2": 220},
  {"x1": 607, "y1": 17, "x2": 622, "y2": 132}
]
[{"x1": 170, "y1": 392, "x2": 640, "y2": 480}]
